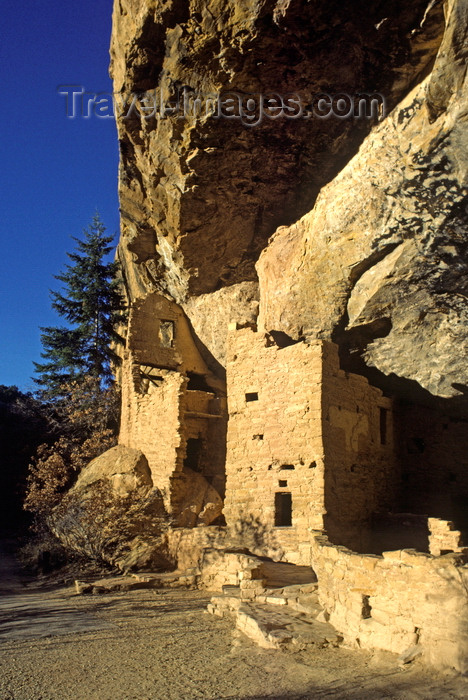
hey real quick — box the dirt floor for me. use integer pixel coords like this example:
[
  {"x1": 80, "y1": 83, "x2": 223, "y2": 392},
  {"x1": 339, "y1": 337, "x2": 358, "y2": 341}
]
[{"x1": 0, "y1": 545, "x2": 467, "y2": 700}]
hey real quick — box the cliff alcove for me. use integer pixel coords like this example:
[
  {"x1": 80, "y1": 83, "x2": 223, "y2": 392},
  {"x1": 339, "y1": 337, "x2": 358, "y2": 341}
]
[{"x1": 85, "y1": 0, "x2": 468, "y2": 672}]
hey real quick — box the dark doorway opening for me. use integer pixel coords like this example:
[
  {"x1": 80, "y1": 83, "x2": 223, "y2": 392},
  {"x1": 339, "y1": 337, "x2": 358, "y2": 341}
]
[
  {"x1": 275, "y1": 492, "x2": 292, "y2": 527},
  {"x1": 184, "y1": 437, "x2": 203, "y2": 472},
  {"x1": 187, "y1": 372, "x2": 212, "y2": 392}
]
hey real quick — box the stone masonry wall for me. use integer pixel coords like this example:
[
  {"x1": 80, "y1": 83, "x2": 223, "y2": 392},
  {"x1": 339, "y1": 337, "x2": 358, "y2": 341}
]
[
  {"x1": 428, "y1": 518, "x2": 467, "y2": 557},
  {"x1": 311, "y1": 534, "x2": 468, "y2": 673},
  {"x1": 127, "y1": 293, "x2": 218, "y2": 377},
  {"x1": 119, "y1": 351, "x2": 185, "y2": 497},
  {"x1": 165, "y1": 526, "x2": 227, "y2": 570},
  {"x1": 119, "y1": 292, "x2": 227, "y2": 518},
  {"x1": 223, "y1": 328, "x2": 397, "y2": 561},
  {"x1": 223, "y1": 328, "x2": 326, "y2": 564}
]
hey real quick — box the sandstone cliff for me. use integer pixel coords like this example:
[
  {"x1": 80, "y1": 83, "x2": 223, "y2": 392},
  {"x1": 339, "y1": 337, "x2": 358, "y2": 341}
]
[
  {"x1": 257, "y1": 0, "x2": 468, "y2": 399},
  {"x1": 102, "y1": 5, "x2": 468, "y2": 668},
  {"x1": 110, "y1": 0, "x2": 467, "y2": 404}
]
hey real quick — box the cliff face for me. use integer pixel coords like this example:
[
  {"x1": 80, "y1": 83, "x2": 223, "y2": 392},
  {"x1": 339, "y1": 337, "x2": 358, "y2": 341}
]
[
  {"x1": 110, "y1": 0, "x2": 467, "y2": 397},
  {"x1": 104, "y1": 6, "x2": 468, "y2": 663},
  {"x1": 257, "y1": 0, "x2": 468, "y2": 399}
]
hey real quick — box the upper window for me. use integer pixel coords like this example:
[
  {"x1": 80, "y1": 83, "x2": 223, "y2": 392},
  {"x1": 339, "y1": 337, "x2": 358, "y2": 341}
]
[{"x1": 159, "y1": 320, "x2": 175, "y2": 348}]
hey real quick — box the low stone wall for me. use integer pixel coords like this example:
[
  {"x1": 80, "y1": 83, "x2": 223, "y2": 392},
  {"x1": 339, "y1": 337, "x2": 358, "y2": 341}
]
[
  {"x1": 311, "y1": 533, "x2": 468, "y2": 672},
  {"x1": 196, "y1": 549, "x2": 266, "y2": 593},
  {"x1": 428, "y1": 517, "x2": 466, "y2": 557},
  {"x1": 165, "y1": 526, "x2": 227, "y2": 570},
  {"x1": 166, "y1": 523, "x2": 296, "y2": 572}
]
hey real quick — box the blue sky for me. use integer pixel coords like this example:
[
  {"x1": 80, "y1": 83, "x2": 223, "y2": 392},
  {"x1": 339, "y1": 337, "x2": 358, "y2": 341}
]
[{"x1": 0, "y1": 0, "x2": 120, "y2": 391}]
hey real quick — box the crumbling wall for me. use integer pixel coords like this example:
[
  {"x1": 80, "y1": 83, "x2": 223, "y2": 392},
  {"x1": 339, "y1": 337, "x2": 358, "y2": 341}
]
[
  {"x1": 119, "y1": 292, "x2": 227, "y2": 522},
  {"x1": 120, "y1": 356, "x2": 184, "y2": 494},
  {"x1": 312, "y1": 534, "x2": 468, "y2": 673},
  {"x1": 182, "y1": 388, "x2": 227, "y2": 497},
  {"x1": 166, "y1": 526, "x2": 226, "y2": 569},
  {"x1": 127, "y1": 293, "x2": 214, "y2": 374},
  {"x1": 428, "y1": 518, "x2": 466, "y2": 557}
]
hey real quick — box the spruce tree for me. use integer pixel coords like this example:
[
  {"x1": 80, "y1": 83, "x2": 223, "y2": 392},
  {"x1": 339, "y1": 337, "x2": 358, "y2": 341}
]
[{"x1": 33, "y1": 213, "x2": 125, "y2": 399}]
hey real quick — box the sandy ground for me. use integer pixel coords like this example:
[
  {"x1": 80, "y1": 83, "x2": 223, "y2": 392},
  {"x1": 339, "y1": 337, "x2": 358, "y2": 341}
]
[{"x1": 0, "y1": 546, "x2": 467, "y2": 700}]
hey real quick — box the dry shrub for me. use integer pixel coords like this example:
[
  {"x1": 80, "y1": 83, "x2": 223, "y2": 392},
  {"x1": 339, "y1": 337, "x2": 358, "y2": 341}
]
[
  {"x1": 23, "y1": 378, "x2": 123, "y2": 571},
  {"x1": 23, "y1": 377, "x2": 170, "y2": 572},
  {"x1": 51, "y1": 482, "x2": 169, "y2": 569},
  {"x1": 24, "y1": 431, "x2": 116, "y2": 517},
  {"x1": 24, "y1": 377, "x2": 119, "y2": 518}
]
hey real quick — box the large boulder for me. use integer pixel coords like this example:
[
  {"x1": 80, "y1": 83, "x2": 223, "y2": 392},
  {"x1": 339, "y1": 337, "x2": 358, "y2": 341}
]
[
  {"x1": 75, "y1": 444, "x2": 153, "y2": 496},
  {"x1": 51, "y1": 446, "x2": 170, "y2": 571}
]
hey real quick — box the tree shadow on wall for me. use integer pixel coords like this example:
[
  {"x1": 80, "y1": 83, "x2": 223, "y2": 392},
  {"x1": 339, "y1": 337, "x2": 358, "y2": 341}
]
[{"x1": 228, "y1": 513, "x2": 283, "y2": 559}]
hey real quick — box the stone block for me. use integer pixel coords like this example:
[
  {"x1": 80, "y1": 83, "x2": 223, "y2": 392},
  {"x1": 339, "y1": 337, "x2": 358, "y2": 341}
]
[{"x1": 266, "y1": 595, "x2": 288, "y2": 605}]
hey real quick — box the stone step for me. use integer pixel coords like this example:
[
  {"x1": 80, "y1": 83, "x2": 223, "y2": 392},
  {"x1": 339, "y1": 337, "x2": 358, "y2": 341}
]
[
  {"x1": 207, "y1": 595, "x2": 243, "y2": 617},
  {"x1": 255, "y1": 591, "x2": 322, "y2": 618},
  {"x1": 256, "y1": 581, "x2": 318, "y2": 602},
  {"x1": 208, "y1": 595, "x2": 341, "y2": 650}
]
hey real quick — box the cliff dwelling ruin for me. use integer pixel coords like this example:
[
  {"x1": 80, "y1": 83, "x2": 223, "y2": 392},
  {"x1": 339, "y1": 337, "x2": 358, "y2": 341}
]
[{"x1": 102, "y1": 0, "x2": 468, "y2": 674}]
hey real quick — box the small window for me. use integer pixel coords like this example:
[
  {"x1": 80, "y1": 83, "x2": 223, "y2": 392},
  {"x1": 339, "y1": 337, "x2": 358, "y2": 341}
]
[
  {"x1": 275, "y1": 492, "x2": 292, "y2": 527},
  {"x1": 159, "y1": 320, "x2": 175, "y2": 348},
  {"x1": 379, "y1": 407, "x2": 388, "y2": 445},
  {"x1": 279, "y1": 480, "x2": 288, "y2": 487},
  {"x1": 361, "y1": 595, "x2": 372, "y2": 619},
  {"x1": 245, "y1": 392, "x2": 258, "y2": 402},
  {"x1": 280, "y1": 464, "x2": 295, "y2": 471}
]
